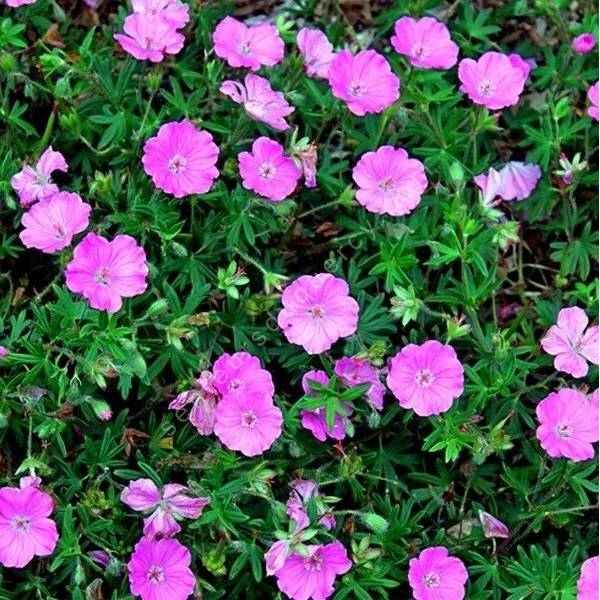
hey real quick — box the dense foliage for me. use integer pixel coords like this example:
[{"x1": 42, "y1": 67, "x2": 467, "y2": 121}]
[{"x1": 0, "y1": 1, "x2": 598, "y2": 599}]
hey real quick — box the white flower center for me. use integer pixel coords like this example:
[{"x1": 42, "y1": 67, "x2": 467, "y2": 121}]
[
  {"x1": 259, "y1": 162, "x2": 276, "y2": 179},
  {"x1": 94, "y1": 266, "x2": 110, "y2": 285},
  {"x1": 228, "y1": 378, "x2": 242, "y2": 391},
  {"x1": 478, "y1": 79, "x2": 495, "y2": 97},
  {"x1": 556, "y1": 423, "x2": 572, "y2": 438},
  {"x1": 412, "y1": 44, "x2": 427, "y2": 59},
  {"x1": 303, "y1": 552, "x2": 323, "y2": 572},
  {"x1": 308, "y1": 306, "x2": 325, "y2": 319},
  {"x1": 168, "y1": 154, "x2": 187, "y2": 174},
  {"x1": 52, "y1": 223, "x2": 66, "y2": 240},
  {"x1": 349, "y1": 81, "x2": 364, "y2": 98},
  {"x1": 240, "y1": 40, "x2": 252, "y2": 55},
  {"x1": 424, "y1": 572, "x2": 440, "y2": 589},
  {"x1": 12, "y1": 515, "x2": 30, "y2": 532},
  {"x1": 415, "y1": 369, "x2": 434, "y2": 387},
  {"x1": 147, "y1": 565, "x2": 164, "y2": 584},
  {"x1": 241, "y1": 411, "x2": 258, "y2": 428},
  {"x1": 378, "y1": 176, "x2": 395, "y2": 192}
]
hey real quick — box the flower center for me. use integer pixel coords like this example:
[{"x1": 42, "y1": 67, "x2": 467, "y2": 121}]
[
  {"x1": 349, "y1": 81, "x2": 364, "y2": 98},
  {"x1": 258, "y1": 162, "x2": 276, "y2": 179},
  {"x1": 228, "y1": 378, "x2": 242, "y2": 391},
  {"x1": 240, "y1": 40, "x2": 252, "y2": 55},
  {"x1": 12, "y1": 515, "x2": 30, "y2": 532},
  {"x1": 412, "y1": 44, "x2": 427, "y2": 59},
  {"x1": 415, "y1": 369, "x2": 434, "y2": 387},
  {"x1": 94, "y1": 266, "x2": 110, "y2": 286},
  {"x1": 478, "y1": 79, "x2": 495, "y2": 97},
  {"x1": 556, "y1": 423, "x2": 572, "y2": 438},
  {"x1": 423, "y1": 572, "x2": 440, "y2": 589},
  {"x1": 52, "y1": 223, "x2": 66, "y2": 240},
  {"x1": 378, "y1": 176, "x2": 395, "y2": 192},
  {"x1": 303, "y1": 552, "x2": 323, "y2": 572},
  {"x1": 308, "y1": 305, "x2": 325, "y2": 319},
  {"x1": 147, "y1": 564, "x2": 164, "y2": 584},
  {"x1": 241, "y1": 411, "x2": 257, "y2": 428},
  {"x1": 168, "y1": 154, "x2": 187, "y2": 174}
]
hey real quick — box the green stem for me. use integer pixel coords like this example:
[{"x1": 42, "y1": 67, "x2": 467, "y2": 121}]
[{"x1": 38, "y1": 109, "x2": 56, "y2": 154}]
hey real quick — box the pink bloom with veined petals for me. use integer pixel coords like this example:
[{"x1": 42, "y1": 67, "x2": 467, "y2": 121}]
[
  {"x1": 212, "y1": 351, "x2": 275, "y2": 399},
  {"x1": 458, "y1": 51, "x2": 527, "y2": 110},
  {"x1": 11, "y1": 146, "x2": 68, "y2": 208},
  {"x1": 214, "y1": 391, "x2": 283, "y2": 457},
  {"x1": 0, "y1": 485, "x2": 59, "y2": 568},
  {"x1": 572, "y1": 33, "x2": 596, "y2": 54},
  {"x1": 239, "y1": 137, "x2": 301, "y2": 202},
  {"x1": 131, "y1": 0, "x2": 189, "y2": 30},
  {"x1": 541, "y1": 307, "x2": 599, "y2": 378},
  {"x1": 352, "y1": 145, "x2": 427, "y2": 216},
  {"x1": 536, "y1": 388, "x2": 599, "y2": 462},
  {"x1": 390, "y1": 16, "x2": 458, "y2": 70},
  {"x1": 220, "y1": 74, "x2": 294, "y2": 131},
  {"x1": 387, "y1": 340, "x2": 464, "y2": 417},
  {"x1": 65, "y1": 233, "x2": 148, "y2": 313},
  {"x1": 19, "y1": 192, "x2": 91, "y2": 254},
  {"x1": 408, "y1": 546, "x2": 468, "y2": 600},
  {"x1": 273, "y1": 541, "x2": 351, "y2": 600},
  {"x1": 142, "y1": 120, "x2": 220, "y2": 198},
  {"x1": 128, "y1": 537, "x2": 195, "y2": 600},
  {"x1": 478, "y1": 511, "x2": 510, "y2": 538},
  {"x1": 474, "y1": 161, "x2": 541, "y2": 205},
  {"x1": 278, "y1": 273, "x2": 360, "y2": 355},
  {"x1": 286, "y1": 479, "x2": 336, "y2": 531},
  {"x1": 328, "y1": 49, "x2": 400, "y2": 116},
  {"x1": 114, "y1": 13, "x2": 185, "y2": 63},
  {"x1": 121, "y1": 478, "x2": 209, "y2": 539},
  {"x1": 334, "y1": 357, "x2": 385, "y2": 410},
  {"x1": 297, "y1": 28, "x2": 335, "y2": 79},
  {"x1": 587, "y1": 82, "x2": 599, "y2": 121},
  {"x1": 213, "y1": 16, "x2": 284, "y2": 70},
  {"x1": 577, "y1": 556, "x2": 599, "y2": 600}
]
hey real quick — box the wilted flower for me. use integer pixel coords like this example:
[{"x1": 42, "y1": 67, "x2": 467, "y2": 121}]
[
  {"x1": 266, "y1": 540, "x2": 292, "y2": 576},
  {"x1": 478, "y1": 511, "x2": 510, "y2": 538},
  {"x1": 19, "y1": 475, "x2": 41, "y2": 489},
  {"x1": 286, "y1": 479, "x2": 336, "y2": 531},
  {"x1": 474, "y1": 161, "x2": 542, "y2": 205},
  {"x1": 572, "y1": 33, "x2": 596, "y2": 54},
  {"x1": 587, "y1": 82, "x2": 599, "y2": 121},
  {"x1": 169, "y1": 388, "x2": 218, "y2": 435},
  {"x1": 296, "y1": 28, "x2": 335, "y2": 79},
  {"x1": 334, "y1": 356, "x2": 385, "y2": 410},
  {"x1": 291, "y1": 138, "x2": 318, "y2": 188},
  {"x1": 408, "y1": 546, "x2": 468, "y2": 600}
]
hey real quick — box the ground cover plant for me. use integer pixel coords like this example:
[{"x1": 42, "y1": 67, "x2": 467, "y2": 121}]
[{"x1": 0, "y1": 0, "x2": 598, "y2": 598}]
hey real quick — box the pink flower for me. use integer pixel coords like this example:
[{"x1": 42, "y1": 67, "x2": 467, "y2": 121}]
[
  {"x1": 474, "y1": 161, "x2": 541, "y2": 205},
  {"x1": 213, "y1": 16, "x2": 284, "y2": 70},
  {"x1": 128, "y1": 537, "x2": 195, "y2": 600},
  {"x1": 273, "y1": 541, "x2": 351, "y2": 600},
  {"x1": 266, "y1": 540, "x2": 292, "y2": 576},
  {"x1": 572, "y1": 33, "x2": 596, "y2": 54},
  {"x1": 541, "y1": 307, "x2": 599, "y2": 378},
  {"x1": 65, "y1": 233, "x2": 148, "y2": 313},
  {"x1": 239, "y1": 137, "x2": 301, "y2": 202},
  {"x1": 0, "y1": 485, "x2": 59, "y2": 568},
  {"x1": 386, "y1": 340, "x2": 464, "y2": 417},
  {"x1": 577, "y1": 556, "x2": 599, "y2": 600},
  {"x1": 286, "y1": 479, "x2": 336, "y2": 531},
  {"x1": 587, "y1": 82, "x2": 599, "y2": 121},
  {"x1": 478, "y1": 511, "x2": 509, "y2": 538},
  {"x1": 220, "y1": 74, "x2": 294, "y2": 131},
  {"x1": 508, "y1": 53, "x2": 534, "y2": 81},
  {"x1": 11, "y1": 146, "x2": 68, "y2": 208},
  {"x1": 328, "y1": 49, "x2": 400, "y2": 116},
  {"x1": 142, "y1": 120, "x2": 220, "y2": 198},
  {"x1": 19, "y1": 476, "x2": 42, "y2": 489},
  {"x1": 114, "y1": 13, "x2": 185, "y2": 63},
  {"x1": 0, "y1": 346, "x2": 7, "y2": 358},
  {"x1": 19, "y1": 192, "x2": 91, "y2": 254},
  {"x1": 536, "y1": 388, "x2": 599, "y2": 462},
  {"x1": 131, "y1": 0, "x2": 189, "y2": 30},
  {"x1": 121, "y1": 478, "x2": 209, "y2": 539},
  {"x1": 214, "y1": 391, "x2": 283, "y2": 457},
  {"x1": 408, "y1": 546, "x2": 468, "y2": 600},
  {"x1": 352, "y1": 145, "x2": 427, "y2": 216},
  {"x1": 334, "y1": 356, "x2": 385, "y2": 410},
  {"x1": 212, "y1": 351, "x2": 275, "y2": 399},
  {"x1": 390, "y1": 16, "x2": 459, "y2": 70},
  {"x1": 296, "y1": 28, "x2": 335, "y2": 79},
  {"x1": 6, "y1": 0, "x2": 37, "y2": 6},
  {"x1": 169, "y1": 389, "x2": 217, "y2": 435},
  {"x1": 278, "y1": 273, "x2": 360, "y2": 355},
  {"x1": 458, "y1": 51, "x2": 527, "y2": 110},
  {"x1": 291, "y1": 141, "x2": 318, "y2": 188}
]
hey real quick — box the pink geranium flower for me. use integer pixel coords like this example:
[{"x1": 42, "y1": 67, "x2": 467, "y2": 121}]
[
  {"x1": 213, "y1": 16, "x2": 284, "y2": 70},
  {"x1": 0, "y1": 485, "x2": 59, "y2": 568},
  {"x1": 536, "y1": 388, "x2": 599, "y2": 462},
  {"x1": 6, "y1": 0, "x2": 37, "y2": 6},
  {"x1": 266, "y1": 540, "x2": 292, "y2": 576},
  {"x1": 273, "y1": 541, "x2": 352, "y2": 600},
  {"x1": 390, "y1": 16, "x2": 459, "y2": 69},
  {"x1": 291, "y1": 141, "x2": 318, "y2": 188},
  {"x1": 19, "y1": 191, "x2": 91, "y2": 254},
  {"x1": 478, "y1": 511, "x2": 510, "y2": 538},
  {"x1": 11, "y1": 146, "x2": 68, "y2": 208},
  {"x1": 286, "y1": 479, "x2": 336, "y2": 531},
  {"x1": 131, "y1": 0, "x2": 189, "y2": 30},
  {"x1": 334, "y1": 356, "x2": 385, "y2": 410},
  {"x1": 297, "y1": 28, "x2": 335, "y2": 79},
  {"x1": 572, "y1": 33, "x2": 596, "y2": 54},
  {"x1": 508, "y1": 53, "x2": 534, "y2": 81},
  {"x1": 386, "y1": 340, "x2": 464, "y2": 417},
  {"x1": 474, "y1": 161, "x2": 542, "y2": 204},
  {"x1": 65, "y1": 233, "x2": 148, "y2": 313},
  {"x1": 458, "y1": 52, "x2": 527, "y2": 110},
  {"x1": 212, "y1": 351, "x2": 275, "y2": 399},
  {"x1": 142, "y1": 120, "x2": 220, "y2": 198},
  {"x1": 541, "y1": 307, "x2": 599, "y2": 378},
  {"x1": 169, "y1": 387, "x2": 218, "y2": 435},
  {"x1": 408, "y1": 546, "x2": 468, "y2": 600},
  {"x1": 328, "y1": 49, "x2": 400, "y2": 116},
  {"x1": 121, "y1": 478, "x2": 209, "y2": 539},
  {"x1": 239, "y1": 137, "x2": 301, "y2": 202},
  {"x1": 577, "y1": 556, "x2": 599, "y2": 600},
  {"x1": 220, "y1": 74, "x2": 294, "y2": 131},
  {"x1": 278, "y1": 273, "x2": 360, "y2": 355},
  {"x1": 352, "y1": 145, "x2": 427, "y2": 216},
  {"x1": 214, "y1": 391, "x2": 283, "y2": 457},
  {"x1": 300, "y1": 369, "x2": 351, "y2": 442},
  {"x1": 587, "y1": 82, "x2": 599, "y2": 121},
  {"x1": 114, "y1": 13, "x2": 185, "y2": 62},
  {"x1": 128, "y1": 537, "x2": 195, "y2": 600}
]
